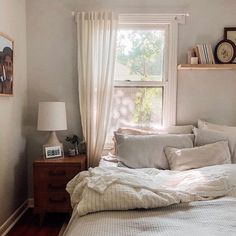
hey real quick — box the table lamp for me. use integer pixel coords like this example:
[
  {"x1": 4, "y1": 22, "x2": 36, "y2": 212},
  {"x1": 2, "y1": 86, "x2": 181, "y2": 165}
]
[{"x1": 37, "y1": 102, "x2": 67, "y2": 158}]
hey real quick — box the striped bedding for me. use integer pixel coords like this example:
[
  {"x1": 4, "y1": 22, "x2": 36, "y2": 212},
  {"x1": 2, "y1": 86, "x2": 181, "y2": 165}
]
[{"x1": 63, "y1": 163, "x2": 236, "y2": 235}]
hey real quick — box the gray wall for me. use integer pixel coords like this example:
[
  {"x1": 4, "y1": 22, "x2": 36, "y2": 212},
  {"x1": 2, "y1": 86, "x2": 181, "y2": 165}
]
[
  {"x1": 0, "y1": 0, "x2": 28, "y2": 226},
  {"x1": 26, "y1": 0, "x2": 236, "y2": 196}
]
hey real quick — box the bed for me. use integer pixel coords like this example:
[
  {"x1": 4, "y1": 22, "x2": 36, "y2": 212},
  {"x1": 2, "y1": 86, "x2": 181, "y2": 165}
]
[
  {"x1": 63, "y1": 197, "x2": 236, "y2": 236},
  {"x1": 62, "y1": 121, "x2": 236, "y2": 236}
]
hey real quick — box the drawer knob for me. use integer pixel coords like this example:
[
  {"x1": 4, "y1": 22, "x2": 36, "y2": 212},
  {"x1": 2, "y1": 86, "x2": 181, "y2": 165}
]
[
  {"x1": 48, "y1": 170, "x2": 66, "y2": 176},
  {"x1": 49, "y1": 197, "x2": 66, "y2": 203}
]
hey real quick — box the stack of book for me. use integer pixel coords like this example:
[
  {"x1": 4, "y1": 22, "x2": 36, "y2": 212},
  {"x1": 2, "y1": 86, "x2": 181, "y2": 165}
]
[{"x1": 188, "y1": 44, "x2": 215, "y2": 64}]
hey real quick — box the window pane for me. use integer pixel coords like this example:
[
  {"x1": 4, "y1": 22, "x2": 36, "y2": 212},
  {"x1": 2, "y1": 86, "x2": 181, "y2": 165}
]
[
  {"x1": 115, "y1": 30, "x2": 165, "y2": 82},
  {"x1": 108, "y1": 87, "x2": 163, "y2": 135}
]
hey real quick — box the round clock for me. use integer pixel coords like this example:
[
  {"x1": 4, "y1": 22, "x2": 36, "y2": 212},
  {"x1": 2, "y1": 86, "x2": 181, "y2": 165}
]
[{"x1": 214, "y1": 39, "x2": 236, "y2": 63}]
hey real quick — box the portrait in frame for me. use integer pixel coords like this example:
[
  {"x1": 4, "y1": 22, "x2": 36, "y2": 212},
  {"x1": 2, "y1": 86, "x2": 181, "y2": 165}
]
[
  {"x1": 0, "y1": 32, "x2": 14, "y2": 96},
  {"x1": 44, "y1": 145, "x2": 64, "y2": 159}
]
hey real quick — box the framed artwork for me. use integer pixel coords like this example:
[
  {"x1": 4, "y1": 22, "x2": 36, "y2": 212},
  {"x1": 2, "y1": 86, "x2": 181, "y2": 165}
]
[
  {"x1": 0, "y1": 32, "x2": 14, "y2": 96},
  {"x1": 214, "y1": 39, "x2": 236, "y2": 64},
  {"x1": 224, "y1": 27, "x2": 236, "y2": 63},
  {"x1": 44, "y1": 145, "x2": 63, "y2": 159},
  {"x1": 224, "y1": 27, "x2": 236, "y2": 46}
]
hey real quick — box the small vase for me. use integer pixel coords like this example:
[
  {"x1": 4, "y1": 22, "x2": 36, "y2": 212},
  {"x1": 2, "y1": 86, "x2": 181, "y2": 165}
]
[
  {"x1": 68, "y1": 148, "x2": 76, "y2": 157},
  {"x1": 79, "y1": 141, "x2": 86, "y2": 154},
  {"x1": 74, "y1": 144, "x2": 79, "y2": 155}
]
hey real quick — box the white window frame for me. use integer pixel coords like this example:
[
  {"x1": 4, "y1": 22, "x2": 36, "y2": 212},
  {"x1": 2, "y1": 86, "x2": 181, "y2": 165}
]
[{"x1": 116, "y1": 13, "x2": 186, "y2": 127}]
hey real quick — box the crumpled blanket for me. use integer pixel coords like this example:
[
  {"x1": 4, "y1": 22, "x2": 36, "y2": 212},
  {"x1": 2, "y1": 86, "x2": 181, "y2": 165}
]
[{"x1": 66, "y1": 164, "x2": 236, "y2": 216}]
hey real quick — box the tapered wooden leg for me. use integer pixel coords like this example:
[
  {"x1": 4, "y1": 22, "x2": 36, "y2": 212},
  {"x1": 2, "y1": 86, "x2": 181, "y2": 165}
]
[{"x1": 39, "y1": 212, "x2": 45, "y2": 226}]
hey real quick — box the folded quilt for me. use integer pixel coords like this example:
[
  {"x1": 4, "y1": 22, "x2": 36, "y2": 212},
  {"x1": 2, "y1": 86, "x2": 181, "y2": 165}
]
[{"x1": 66, "y1": 164, "x2": 236, "y2": 216}]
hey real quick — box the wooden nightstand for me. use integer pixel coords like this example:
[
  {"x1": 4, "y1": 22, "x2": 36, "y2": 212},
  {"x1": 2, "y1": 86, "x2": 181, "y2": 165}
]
[{"x1": 33, "y1": 155, "x2": 86, "y2": 224}]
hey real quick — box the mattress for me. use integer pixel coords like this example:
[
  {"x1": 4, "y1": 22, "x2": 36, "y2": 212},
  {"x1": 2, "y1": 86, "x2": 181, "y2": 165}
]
[{"x1": 63, "y1": 197, "x2": 236, "y2": 236}]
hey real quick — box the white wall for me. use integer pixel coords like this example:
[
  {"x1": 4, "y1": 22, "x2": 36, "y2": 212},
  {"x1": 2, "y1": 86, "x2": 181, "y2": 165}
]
[
  {"x1": 0, "y1": 0, "x2": 28, "y2": 226},
  {"x1": 177, "y1": 0, "x2": 236, "y2": 126},
  {"x1": 26, "y1": 0, "x2": 81, "y2": 196},
  {"x1": 177, "y1": 70, "x2": 236, "y2": 126},
  {"x1": 26, "y1": 0, "x2": 236, "y2": 196}
]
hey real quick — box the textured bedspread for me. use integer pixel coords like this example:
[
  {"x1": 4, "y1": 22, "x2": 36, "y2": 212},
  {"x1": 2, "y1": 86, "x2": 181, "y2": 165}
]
[
  {"x1": 66, "y1": 164, "x2": 236, "y2": 216},
  {"x1": 63, "y1": 197, "x2": 236, "y2": 236}
]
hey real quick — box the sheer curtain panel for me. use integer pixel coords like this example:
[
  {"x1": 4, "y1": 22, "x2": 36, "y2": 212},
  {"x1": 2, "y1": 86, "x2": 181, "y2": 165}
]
[{"x1": 76, "y1": 12, "x2": 118, "y2": 167}]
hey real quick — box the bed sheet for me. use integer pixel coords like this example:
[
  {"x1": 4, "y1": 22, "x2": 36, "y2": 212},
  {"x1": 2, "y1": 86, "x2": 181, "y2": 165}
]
[
  {"x1": 99, "y1": 155, "x2": 119, "y2": 167},
  {"x1": 63, "y1": 197, "x2": 236, "y2": 236}
]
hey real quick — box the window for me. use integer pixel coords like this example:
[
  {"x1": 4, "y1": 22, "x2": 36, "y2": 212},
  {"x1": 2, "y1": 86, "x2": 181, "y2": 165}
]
[{"x1": 107, "y1": 14, "x2": 185, "y2": 143}]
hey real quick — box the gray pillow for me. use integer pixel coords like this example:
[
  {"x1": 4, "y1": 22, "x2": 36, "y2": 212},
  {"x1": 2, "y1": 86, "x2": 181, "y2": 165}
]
[
  {"x1": 194, "y1": 127, "x2": 236, "y2": 163},
  {"x1": 115, "y1": 133, "x2": 194, "y2": 169}
]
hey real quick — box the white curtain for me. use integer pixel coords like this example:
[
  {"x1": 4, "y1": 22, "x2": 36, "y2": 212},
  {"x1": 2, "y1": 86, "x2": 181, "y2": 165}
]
[{"x1": 76, "y1": 11, "x2": 118, "y2": 167}]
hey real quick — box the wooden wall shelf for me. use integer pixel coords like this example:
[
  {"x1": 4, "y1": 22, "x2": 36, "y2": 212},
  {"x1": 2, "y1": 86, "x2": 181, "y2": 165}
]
[{"x1": 178, "y1": 64, "x2": 236, "y2": 70}]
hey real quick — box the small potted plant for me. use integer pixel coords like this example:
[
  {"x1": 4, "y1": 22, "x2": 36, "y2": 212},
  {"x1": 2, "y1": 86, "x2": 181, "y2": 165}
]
[{"x1": 65, "y1": 135, "x2": 82, "y2": 156}]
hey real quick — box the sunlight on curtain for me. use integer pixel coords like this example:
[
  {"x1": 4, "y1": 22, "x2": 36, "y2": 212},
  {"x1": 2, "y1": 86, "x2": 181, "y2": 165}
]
[{"x1": 77, "y1": 11, "x2": 118, "y2": 167}]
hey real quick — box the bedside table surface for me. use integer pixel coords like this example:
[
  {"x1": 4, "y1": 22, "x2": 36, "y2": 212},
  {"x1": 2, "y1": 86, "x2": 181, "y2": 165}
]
[{"x1": 34, "y1": 155, "x2": 86, "y2": 165}]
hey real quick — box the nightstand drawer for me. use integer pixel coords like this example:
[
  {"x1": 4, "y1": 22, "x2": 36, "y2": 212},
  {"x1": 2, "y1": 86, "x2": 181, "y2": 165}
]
[
  {"x1": 47, "y1": 192, "x2": 70, "y2": 209},
  {"x1": 35, "y1": 181, "x2": 68, "y2": 192},
  {"x1": 35, "y1": 191, "x2": 71, "y2": 211},
  {"x1": 34, "y1": 165, "x2": 81, "y2": 182}
]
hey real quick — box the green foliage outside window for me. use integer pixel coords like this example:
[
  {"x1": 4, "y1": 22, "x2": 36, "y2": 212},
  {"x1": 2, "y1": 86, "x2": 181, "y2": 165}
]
[{"x1": 116, "y1": 30, "x2": 163, "y2": 125}]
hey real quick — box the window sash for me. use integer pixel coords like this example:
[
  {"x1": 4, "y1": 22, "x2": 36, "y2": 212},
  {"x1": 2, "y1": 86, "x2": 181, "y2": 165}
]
[
  {"x1": 115, "y1": 24, "x2": 169, "y2": 83},
  {"x1": 108, "y1": 86, "x2": 164, "y2": 134}
]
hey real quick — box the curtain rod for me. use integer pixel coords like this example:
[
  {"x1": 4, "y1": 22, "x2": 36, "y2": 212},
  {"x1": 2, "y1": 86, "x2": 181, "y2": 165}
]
[
  {"x1": 71, "y1": 11, "x2": 190, "y2": 17},
  {"x1": 71, "y1": 12, "x2": 189, "y2": 24}
]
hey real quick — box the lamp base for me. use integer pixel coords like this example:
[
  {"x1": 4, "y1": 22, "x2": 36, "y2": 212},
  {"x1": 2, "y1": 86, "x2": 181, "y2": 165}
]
[{"x1": 43, "y1": 131, "x2": 64, "y2": 159}]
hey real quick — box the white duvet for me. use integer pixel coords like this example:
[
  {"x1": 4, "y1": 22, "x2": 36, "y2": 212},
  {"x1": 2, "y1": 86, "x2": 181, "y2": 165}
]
[{"x1": 66, "y1": 164, "x2": 236, "y2": 216}]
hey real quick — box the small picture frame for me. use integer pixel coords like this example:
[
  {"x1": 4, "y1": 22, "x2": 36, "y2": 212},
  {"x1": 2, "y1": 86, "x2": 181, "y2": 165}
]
[
  {"x1": 224, "y1": 27, "x2": 236, "y2": 46},
  {"x1": 44, "y1": 145, "x2": 63, "y2": 159}
]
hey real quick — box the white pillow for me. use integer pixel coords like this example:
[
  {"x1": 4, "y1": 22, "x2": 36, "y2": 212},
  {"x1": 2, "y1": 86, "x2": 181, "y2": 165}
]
[
  {"x1": 198, "y1": 119, "x2": 236, "y2": 132},
  {"x1": 165, "y1": 125, "x2": 194, "y2": 134},
  {"x1": 165, "y1": 141, "x2": 231, "y2": 171},
  {"x1": 115, "y1": 133, "x2": 194, "y2": 169},
  {"x1": 193, "y1": 127, "x2": 236, "y2": 163}
]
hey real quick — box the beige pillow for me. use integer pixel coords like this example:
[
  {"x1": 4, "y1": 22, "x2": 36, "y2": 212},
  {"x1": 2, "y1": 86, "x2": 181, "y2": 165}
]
[
  {"x1": 165, "y1": 141, "x2": 231, "y2": 171},
  {"x1": 166, "y1": 125, "x2": 194, "y2": 134},
  {"x1": 116, "y1": 127, "x2": 160, "y2": 135},
  {"x1": 198, "y1": 119, "x2": 236, "y2": 132}
]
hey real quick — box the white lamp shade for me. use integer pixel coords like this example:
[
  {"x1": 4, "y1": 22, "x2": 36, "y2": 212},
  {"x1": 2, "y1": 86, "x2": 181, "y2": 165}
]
[{"x1": 37, "y1": 102, "x2": 67, "y2": 131}]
